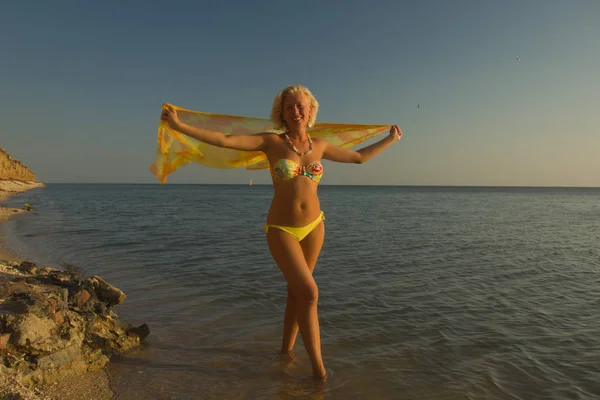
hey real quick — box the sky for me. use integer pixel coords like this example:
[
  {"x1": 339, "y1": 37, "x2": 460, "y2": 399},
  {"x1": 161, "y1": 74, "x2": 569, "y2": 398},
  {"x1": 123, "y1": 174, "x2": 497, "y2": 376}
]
[{"x1": 1, "y1": 0, "x2": 599, "y2": 186}]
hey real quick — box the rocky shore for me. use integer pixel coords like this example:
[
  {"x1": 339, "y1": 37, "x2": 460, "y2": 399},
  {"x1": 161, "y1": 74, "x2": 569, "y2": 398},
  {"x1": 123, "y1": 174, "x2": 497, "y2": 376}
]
[
  {"x1": 0, "y1": 260, "x2": 149, "y2": 399},
  {"x1": 0, "y1": 177, "x2": 149, "y2": 398},
  {"x1": 0, "y1": 149, "x2": 151, "y2": 398}
]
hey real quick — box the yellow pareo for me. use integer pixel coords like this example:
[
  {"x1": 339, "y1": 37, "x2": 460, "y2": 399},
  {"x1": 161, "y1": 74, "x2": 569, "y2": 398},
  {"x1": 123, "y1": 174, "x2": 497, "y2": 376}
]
[{"x1": 150, "y1": 103, "x2": 391, "y2": 183}]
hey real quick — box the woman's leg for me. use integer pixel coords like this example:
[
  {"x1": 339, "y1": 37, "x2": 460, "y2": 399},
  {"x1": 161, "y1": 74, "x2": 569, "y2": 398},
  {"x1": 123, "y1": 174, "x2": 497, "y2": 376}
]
[
  {"x1": 280, "y1": 222, "x2": 324, "y2": 354},
  {"x1": 267, "y1": 225, "x2": 326, "y2": 379}
]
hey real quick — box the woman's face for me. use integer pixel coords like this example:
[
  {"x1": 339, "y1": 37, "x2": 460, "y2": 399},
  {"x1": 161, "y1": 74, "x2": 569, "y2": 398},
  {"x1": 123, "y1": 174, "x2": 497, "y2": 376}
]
[{"x1": 282, "y1": 93, "x2": 311, "y2": 130}]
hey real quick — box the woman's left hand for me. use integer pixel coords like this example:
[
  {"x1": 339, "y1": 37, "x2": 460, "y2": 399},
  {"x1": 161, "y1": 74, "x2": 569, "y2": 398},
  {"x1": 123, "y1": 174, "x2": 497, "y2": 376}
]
[{"x1": 389, "y1": 125, "x2": 402, "y2": 141}]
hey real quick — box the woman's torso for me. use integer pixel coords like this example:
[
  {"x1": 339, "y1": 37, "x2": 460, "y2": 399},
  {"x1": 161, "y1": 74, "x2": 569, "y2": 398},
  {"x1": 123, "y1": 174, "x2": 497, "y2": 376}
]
[{"x1": 265, "y1": 135, "x2": 325, "y2": 226}]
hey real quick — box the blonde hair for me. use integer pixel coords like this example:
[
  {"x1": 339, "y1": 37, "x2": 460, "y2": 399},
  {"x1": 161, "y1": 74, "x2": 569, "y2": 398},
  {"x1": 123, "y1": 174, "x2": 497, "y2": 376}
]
[{"x1": 270, "y1": 84, "x2": 319, "y2": 130}]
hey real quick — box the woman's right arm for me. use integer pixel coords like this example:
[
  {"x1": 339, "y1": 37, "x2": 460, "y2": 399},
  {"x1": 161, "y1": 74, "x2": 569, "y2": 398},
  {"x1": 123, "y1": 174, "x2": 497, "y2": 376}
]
[{"x1": 161, "y1": 107, "x2": 269, "y2": 152}]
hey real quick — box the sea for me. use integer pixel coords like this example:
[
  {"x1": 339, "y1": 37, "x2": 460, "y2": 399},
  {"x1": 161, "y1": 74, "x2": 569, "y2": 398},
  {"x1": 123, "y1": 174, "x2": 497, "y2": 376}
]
[{"x1": 1, "y1": 184, "x2": 600, "y2": 400}]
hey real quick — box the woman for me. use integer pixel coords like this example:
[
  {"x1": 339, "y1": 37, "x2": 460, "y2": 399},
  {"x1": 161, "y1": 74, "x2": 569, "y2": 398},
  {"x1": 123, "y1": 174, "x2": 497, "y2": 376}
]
[{"x1": 161, "y1": 84, "x2": 402, "y2": 380}]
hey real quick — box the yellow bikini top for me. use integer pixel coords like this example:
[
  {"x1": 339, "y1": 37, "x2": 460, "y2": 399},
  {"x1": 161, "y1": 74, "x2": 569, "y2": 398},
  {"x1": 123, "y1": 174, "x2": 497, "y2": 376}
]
[{"x1": 270, "y1": 159, "x2": 323, "y2": 183}]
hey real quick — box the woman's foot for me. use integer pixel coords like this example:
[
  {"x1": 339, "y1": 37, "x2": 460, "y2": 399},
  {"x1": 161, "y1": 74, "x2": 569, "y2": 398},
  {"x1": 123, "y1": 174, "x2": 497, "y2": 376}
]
[
  {"x1": 313, "y1": 366, "x2": 327, "y2": 381},
  {"x1": 277, "y1": 350, "x2": 296, "y2": 370},
  {"x1": 280, "y1": 348, "x2": 294, "y2": 355}
]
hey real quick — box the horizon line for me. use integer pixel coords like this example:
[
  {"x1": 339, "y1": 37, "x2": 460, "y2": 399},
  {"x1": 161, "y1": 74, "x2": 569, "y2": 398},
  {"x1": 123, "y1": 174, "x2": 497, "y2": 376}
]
[{"x1": 38, "y1": 182, "x2": 600, "y2": 189}]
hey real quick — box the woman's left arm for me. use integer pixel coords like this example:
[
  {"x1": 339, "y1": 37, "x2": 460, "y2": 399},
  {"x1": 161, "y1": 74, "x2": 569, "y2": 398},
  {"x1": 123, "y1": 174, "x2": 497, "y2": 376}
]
[{"x1": 322, "y1": 125, "x2": 402, "y2": 164}]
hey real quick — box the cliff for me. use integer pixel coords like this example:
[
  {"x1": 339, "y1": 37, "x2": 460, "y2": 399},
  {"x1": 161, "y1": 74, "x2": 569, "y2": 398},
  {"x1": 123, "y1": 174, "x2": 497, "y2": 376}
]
[{"x1": 0, "y1": 147, "x2": 37, "y2": 182}]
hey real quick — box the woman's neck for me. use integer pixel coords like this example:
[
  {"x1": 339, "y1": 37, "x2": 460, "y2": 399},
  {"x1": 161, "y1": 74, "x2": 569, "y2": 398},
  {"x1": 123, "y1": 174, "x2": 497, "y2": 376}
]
[{"x1": 286, "y1": 127, "x2": 308, "y2": 141}]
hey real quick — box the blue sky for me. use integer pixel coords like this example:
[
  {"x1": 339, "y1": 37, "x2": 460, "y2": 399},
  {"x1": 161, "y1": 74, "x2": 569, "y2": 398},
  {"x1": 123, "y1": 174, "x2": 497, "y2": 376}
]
[{"x1": 1, "y1": 0, "x2": 599, "y2": 186}]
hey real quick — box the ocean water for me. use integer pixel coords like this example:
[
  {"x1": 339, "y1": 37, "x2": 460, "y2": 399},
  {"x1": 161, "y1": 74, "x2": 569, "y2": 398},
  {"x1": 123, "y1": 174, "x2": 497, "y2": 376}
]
[{"x1": 2, "y1": 184, "x2": 600, "y2": 400}]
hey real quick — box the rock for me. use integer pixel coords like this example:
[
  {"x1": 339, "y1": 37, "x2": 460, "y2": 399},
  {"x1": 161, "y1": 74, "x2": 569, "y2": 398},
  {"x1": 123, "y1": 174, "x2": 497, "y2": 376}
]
[
  {"x1": 50, "y1": 310, "x2": 64, "y2": 325},
  {"x1": 38, "y1": 267, "x2": 58, "y2": 275},
  {"x1": 70, "y1": 289, "x2": 92, "y2": 309},
  {"x1": 1, "y1": 283, "x2": 67, "y2": 319},
  {"x1": 82, "y1": 276, "x2": 126, "y2": 307},
  {"x1": 16, "y1": 261, "x2": 37, "y2": 275},
  {"x1": 126, "y1": 323, "x2": 151, "y2": 341},
  {"x1": 23, "y1": 203, "x2": 34, "y2": 211},
  {"x1": 6, "y1": 281, "x2": 31, "y2": 296},
  {"x1": 0, "y1": 296, "x2": 29, "y2": 315},
  {"x1": 85, "y1": 315, "x2": 139, "y2": 354},
  {"x1": 37, "y1": 344, "x2": 81, "y2": 370},
  {"x1": 0, "y1": 262, "x2": 149, "y2": 390},
  {"x1": 12, "y1": 314, "x2": 60, "y2": 354},
  {"x1": 46, "y1": 270, "x2": 83, "y2": 288},
  {"x1": 0, "y1": 282, "x2": 10, "y2": 298},
  {"x1": 0, "y1": 333, "x2": 10, "y2": 349},
  {"x1": 21, "y1": 348, "x2": 108, "y2": 386}
]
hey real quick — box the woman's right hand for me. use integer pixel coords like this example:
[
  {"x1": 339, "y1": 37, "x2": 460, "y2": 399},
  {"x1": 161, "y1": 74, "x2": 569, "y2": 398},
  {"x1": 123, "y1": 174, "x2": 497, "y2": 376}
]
[{"x1": 161, "y1": 106, "x2": 180, "y2": 129}]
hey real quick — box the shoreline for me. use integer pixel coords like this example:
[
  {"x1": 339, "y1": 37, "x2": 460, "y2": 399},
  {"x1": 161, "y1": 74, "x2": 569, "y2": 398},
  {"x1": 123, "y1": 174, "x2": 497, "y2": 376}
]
[
  {"x1": 0, "y1": 180, "x2": 45, "y2": 262},
  {"x1": 0, "y1": 181, "x2": 116, "y2": 400}
]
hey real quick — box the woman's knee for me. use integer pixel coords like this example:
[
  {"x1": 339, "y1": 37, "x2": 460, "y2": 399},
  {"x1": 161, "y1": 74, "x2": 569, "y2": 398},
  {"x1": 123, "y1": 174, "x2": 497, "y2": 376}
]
[{"x1": 293, "y1": 282, "x2": 319, "y2": 306}]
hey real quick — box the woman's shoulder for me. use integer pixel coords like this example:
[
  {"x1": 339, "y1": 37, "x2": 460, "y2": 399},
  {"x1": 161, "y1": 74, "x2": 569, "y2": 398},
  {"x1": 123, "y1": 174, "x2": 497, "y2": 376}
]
[
  {"x1": 311, "y1": 137, "x2": 329, "y2": 148},
  {"x1": 261, "y1": 133, "x2": 285, "y2": 154},
  {"x1": 258, "y1": 132, "x2": 281, "y2": 138},
  {"x1": 260, "y1": 132, "x2": 282, "y2": 143}
]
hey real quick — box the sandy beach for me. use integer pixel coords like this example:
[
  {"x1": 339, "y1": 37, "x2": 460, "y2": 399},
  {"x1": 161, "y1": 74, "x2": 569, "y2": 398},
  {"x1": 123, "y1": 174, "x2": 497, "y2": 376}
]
[{"x1": 0, "y1": 181, "x2": 115, "y2": 400}]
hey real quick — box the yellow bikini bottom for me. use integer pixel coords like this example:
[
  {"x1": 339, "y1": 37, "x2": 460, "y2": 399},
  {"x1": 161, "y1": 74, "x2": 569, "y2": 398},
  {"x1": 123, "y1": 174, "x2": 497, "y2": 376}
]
[{"x1": 264, "y1": 211, "x2": 325, "y2": 242}]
